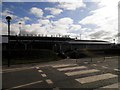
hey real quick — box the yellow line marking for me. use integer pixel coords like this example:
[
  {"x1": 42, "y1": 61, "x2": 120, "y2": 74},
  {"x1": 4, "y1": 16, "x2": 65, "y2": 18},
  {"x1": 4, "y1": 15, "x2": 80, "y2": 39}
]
[
  {"x1": 65, "y1": 69, "x2": 100, "y2": 76},
  {"x1": 75, "y1": 73, "x2": 118, "y2": 84}
]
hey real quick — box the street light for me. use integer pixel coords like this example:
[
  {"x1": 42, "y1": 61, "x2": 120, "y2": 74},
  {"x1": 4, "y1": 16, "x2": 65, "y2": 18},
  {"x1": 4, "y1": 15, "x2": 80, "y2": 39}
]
[
  {"x1": 19, "y1": 22, "x2": 22, "y2": 35},
  {"x1": 6, "y1": 16, "x2": 12, "y2": 67}
]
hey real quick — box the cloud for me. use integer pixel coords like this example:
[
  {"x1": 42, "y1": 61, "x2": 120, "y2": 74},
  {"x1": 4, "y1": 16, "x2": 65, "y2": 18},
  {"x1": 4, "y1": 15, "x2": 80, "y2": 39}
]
[
  {"x1": 2, "y1": 9, "x2": 18, "y2": 20},
  {"x1": 45, "y1": 7, "x2": 63, "y2": 15},
  {"x1": 1, "y1": 22, "x2": 20, "y2": 35},
  {"x1": 45, "y1": 15, "x2": 54, "y2": 19},
  {"x1": 30, "y1": 7, "x2": 43, "y2": 18},
  {"x1": 58, "y1": 0, "x2": 86, "y2": 10},
  {"x1": 79, "y1": 0, "x2": 119, "y2": 42},
  {"x1": 52, "y1": 17, "x2": 73, "y2": 25},
  {"x1": 19, "y1": 16, "x2": 31, "y2": 24},
  {"x1": 38, "y1": 19, "x2": 50, "y2": 25}
]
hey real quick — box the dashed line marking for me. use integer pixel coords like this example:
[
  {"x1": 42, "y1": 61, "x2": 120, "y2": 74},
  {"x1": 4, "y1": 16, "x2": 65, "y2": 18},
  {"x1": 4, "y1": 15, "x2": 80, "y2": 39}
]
[
  {"x1": 41, "y1": 74, "x2": 47, "y2": 77},
  {"x1": 75, "y1": 73, "x2": 118, "y2": 84},
  {"x1": 38, "y1": 70, "x2": 43, "y2": 73},
  {"x1": 57, "y1": 66, "x2": 87, "y2": 71},
  {"x1": 46, "y1": 79, "x2": 53, "y2": 84},
  {"x1": 65, "y1": 69, "x2": 100, "y2": 76}
]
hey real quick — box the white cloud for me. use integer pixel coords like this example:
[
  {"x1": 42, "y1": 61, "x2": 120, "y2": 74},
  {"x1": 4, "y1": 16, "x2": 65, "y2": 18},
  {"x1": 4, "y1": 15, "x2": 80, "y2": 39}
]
[
  {"x1": 45, "y1": 7, "x2": 63, "y2": 15},
  {"x1": 38, "y1": 19, "x2": 50, "y2": 25},
  {"x1": 30, "y1": 7, "x2": 43, "y2": 18},
  {"x1": 19, "y1": 16, "x2": 31, "y2": 24},
  {"x1": 52, "y1": 17, "x2": 73, "y2": 25},
  {"x1": 2, "y1": 9, "x2": 18, "y2": 19},
  {"x1": 45, "y1": 15, "x2": 54, "y2": 19},
  {"x1": 1, "y1": 22, "x2": 19, "y2": 35},
  {"x1": 58, "y1": 0, "x2": 86, "y2": 10},
  {"x1": 79, "y1": 0, "x2": 119, "y2": 42}
]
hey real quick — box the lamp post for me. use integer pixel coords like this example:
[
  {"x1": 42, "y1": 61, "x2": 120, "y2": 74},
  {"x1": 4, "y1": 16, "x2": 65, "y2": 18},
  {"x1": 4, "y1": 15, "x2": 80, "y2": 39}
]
[
  {"x1": 19, "y1": 22, "x2": 22, "y2": 35},
  {"x1": 6, "y1": 16, "x2": 12, "y2": 67}
]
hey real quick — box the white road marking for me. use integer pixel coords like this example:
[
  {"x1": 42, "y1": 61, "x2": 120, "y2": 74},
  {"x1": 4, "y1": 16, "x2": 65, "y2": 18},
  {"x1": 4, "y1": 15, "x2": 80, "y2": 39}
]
[
  {"x1": 58, "y1": 66, "x2": 87, "y2": 71},
  {"x1": 92, "y1": 64, "x2": 97, "y2": 66},
  {"x1": 75, "y1": 73, "x2": 118, "y2": 84},
  {"x1": 65, "y1": 69, "x2": 100, "y2": 76},
  {"x1": 46, "y1": 79, "x2": 53, "y2": 84},
  {"x1": 52, "y1": 64, "x2": 77, "y2": 68},
  {"x1": 38, "y1": 70, "x2": 43, "y2": 73},
  {"x1": 84, "y1": 62, "x2": 88, "y2": 64},
  {"x1": 102, "y1": 66, "x2": 108, "y2": 69},
  {"x1": 3, "y1": 67, "x2": 35, "y2": 73},
  {"x1": 36, "y1": 67, "x2": 39, "y2": 69},
  {"x1": 102, "y1": 83, "x2": 119, "y2": 88},
  {"x1": 7, "y1": 80, "x2": 43, "y2": 89},
  {"x1": 114, "y1": 69, "x2": 120, "y2": 71},
  {"x1": 41, "y1": 74, "x2": 47, "y2": 77}
]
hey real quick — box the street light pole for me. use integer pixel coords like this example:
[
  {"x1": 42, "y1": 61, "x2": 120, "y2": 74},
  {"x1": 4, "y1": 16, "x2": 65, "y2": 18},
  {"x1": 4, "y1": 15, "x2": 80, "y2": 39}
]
[
  {"x1": 6, "y1": 16, "x2": 12, "y2": 67},
  {"x1": 19, "y1": 22, "x2": 21, "y2": 35}
]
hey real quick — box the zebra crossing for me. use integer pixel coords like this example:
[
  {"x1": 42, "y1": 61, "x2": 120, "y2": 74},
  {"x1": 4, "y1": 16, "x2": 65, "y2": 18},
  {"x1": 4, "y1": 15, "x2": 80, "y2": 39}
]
[{"x1": 52, "y1": 64, "x2": 118, "y2": 88}]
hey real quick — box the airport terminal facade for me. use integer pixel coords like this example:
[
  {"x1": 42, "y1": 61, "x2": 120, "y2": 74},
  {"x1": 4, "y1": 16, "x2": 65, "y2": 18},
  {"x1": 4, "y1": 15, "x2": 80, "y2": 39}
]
[{"x1": 2, "y1": 35, "x2": 113, "y2": 53}]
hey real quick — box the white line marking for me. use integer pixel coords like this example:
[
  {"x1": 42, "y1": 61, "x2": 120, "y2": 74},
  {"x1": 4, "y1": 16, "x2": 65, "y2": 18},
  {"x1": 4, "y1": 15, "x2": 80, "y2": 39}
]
[
  {"x1": 102, "y1": 83, "x2": 119, "y2": 88},
  {"x1": 3, "y1": 67, "x2": 35, "y2": 73},
  {"x1": 114, "y1": 69, "x2": 120, "y2": 71},
  {"x1": 36, "y1": 67, "x2": 39, "y2": 69},
  {"x1": 65, "y1": 69, "x2": 100, "y2": 76},
  {"x1": 75, "y1": 73, "x2": 118, "y2": 84},
  {"x1": 38, "y1": 70, "x2": 43, "y2": 73},
  {"x1": 52, "y1": 64, "x2": 77, "y2": 68},
  {"x1": 84, "y1": 62, "x2": 88, "y2": 64},
  {"x1": 92, "y1": 64, "x2": 97, "y2": 66},
  {"x1": 102, "y1": 66, "x2": 108, "y2": 69},
  {"x1": 7, "y1": 80, "x2": 43, "y2": 89},
  {"x1": 46, "y1": 79, "x2": 53, "y2": 84},
  {"x1": 58, "y1": 66, "x2": 87, "y2": 71},
  {"x1": 41, "y1": 74, "x2": 47, "y2": 77}
]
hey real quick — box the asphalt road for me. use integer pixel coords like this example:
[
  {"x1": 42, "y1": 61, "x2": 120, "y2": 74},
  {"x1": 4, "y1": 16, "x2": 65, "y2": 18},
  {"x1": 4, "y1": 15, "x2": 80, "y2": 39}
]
[{"x1": 2, "y1": 56, "x2": 120, "y2": 90}]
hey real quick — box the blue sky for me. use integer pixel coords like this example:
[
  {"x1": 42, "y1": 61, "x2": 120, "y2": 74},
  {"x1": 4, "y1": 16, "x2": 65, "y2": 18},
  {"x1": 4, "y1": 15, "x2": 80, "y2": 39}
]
[{"x1": 1, "y1": 0, "x2": 119, "y2": 43}]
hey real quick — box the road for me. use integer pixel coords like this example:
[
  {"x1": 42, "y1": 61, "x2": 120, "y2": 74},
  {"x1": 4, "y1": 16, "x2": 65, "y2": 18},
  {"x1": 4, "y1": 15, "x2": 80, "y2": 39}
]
[{"x1": 2, "y1": 56, "x2": 120, "y2": 90}]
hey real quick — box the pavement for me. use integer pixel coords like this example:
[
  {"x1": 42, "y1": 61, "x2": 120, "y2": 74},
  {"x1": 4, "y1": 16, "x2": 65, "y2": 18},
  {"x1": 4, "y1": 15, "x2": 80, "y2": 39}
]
[{"x1": 2, "y1": 56, "x2": 120, "y2": 90}]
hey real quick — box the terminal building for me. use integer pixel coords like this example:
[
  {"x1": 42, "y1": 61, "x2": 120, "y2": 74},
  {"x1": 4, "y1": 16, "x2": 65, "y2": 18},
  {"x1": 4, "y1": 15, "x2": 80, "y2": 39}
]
[{"x1": 2, "y1": 35, "x2": 114, "y2": 53}]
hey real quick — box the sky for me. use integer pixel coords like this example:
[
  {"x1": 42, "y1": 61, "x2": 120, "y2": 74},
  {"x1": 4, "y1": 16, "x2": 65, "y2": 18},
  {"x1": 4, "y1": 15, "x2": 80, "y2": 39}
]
[{"x1": 1, "y1": 0, "x2": 120, "y2": 43}]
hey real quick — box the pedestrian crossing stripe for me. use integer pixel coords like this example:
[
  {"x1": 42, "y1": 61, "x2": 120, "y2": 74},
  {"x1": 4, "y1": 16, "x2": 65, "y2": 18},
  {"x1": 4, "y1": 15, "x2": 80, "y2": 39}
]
[
  {"x1": 75, "y1": 73, "x2": 118, "y2": 84},
  {"x1": 58, "y1": 66, "x2": 87, "y2": 71},
  {"x1": 41, "y1": 74, "x2": 47, "y2": 77},
  {"x1": 46, "y1": 79, "x2": 53, "y2": 84},
  {"x1": 38, "y1": 70, "x2": 43, "y2": 73},
  {"x1": 101, "y1": 83, "x2": 119, "y2": 88},
  {"x1": 36, "y1": 67, "x2": 39, "y2": 69},
  {"x1": 52, "y1": 64, "x2": 77, "y2": 68},
  {"x1": 65, "y1": 69, "x2": 100, "y2": 76}
]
